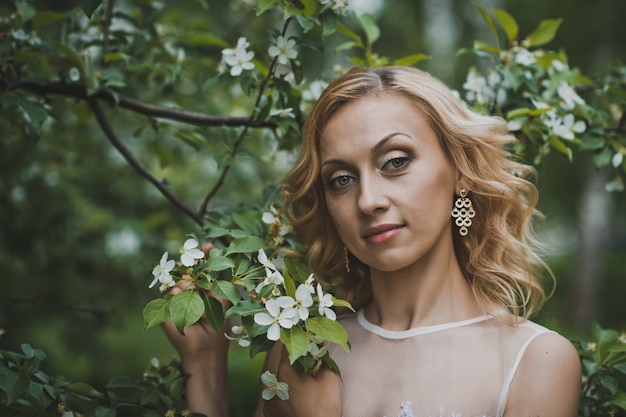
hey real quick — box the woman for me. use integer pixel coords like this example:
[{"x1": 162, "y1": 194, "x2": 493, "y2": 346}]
[{"x1": 163, "y1": 66, "x2": 582, "y2": 417}]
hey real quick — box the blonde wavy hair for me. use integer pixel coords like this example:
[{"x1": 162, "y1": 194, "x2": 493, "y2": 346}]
[{"x1": 282, "y1": 66, "x2": 550, "y2": 322}]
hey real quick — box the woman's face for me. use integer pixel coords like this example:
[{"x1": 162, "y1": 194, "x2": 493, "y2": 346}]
[{"x1": 319, "y1": 93, "x2": 459, "y2": 274}]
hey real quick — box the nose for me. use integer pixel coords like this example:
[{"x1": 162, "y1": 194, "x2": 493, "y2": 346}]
[{"x1": 357, "y1": 173, "x2": 389, "y2": 216}]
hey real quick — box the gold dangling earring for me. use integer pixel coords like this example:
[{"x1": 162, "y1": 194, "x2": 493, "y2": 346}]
[
  {"x1": 343, "y1": 246, "x2": 351, "y2": 273},
  {"x1": 451, "y1": 188, "x2": 475, "y2": 237}
]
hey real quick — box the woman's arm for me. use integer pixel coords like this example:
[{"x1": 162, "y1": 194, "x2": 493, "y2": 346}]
[
  {"x1": 505, "y1": 331, "x2": 582, "y2": 417},
  {"x1": 161, "y1": 282, "x2": 230, "y2": 417},
  {"x1": 253, "y1": 342, "x2": 342, "y2": 417}
]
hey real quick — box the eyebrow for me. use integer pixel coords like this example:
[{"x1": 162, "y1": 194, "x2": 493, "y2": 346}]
[{"x1": 320, "y1": 132, "x2": 412, "y2": 168}]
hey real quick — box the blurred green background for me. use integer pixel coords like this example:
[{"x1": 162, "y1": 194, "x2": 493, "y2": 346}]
[{"x1": 1, "y1": 0, "x2": 625, "y2": 415}]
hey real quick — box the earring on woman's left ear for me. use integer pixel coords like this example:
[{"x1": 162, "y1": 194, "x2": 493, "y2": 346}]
[
  {"x1": 344, "y1": 246, "x2": 351, "y2": 273},
  {"x1": 451, "y1": 188, "x2": 475, "y2": 236}
]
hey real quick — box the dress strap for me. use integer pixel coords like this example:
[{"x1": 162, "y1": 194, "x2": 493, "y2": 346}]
[{"x1": 495, "y1": 324, "x2": 554, "y2": 417}]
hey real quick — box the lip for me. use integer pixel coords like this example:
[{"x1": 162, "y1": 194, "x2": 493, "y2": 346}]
[{"x1": 363, "y1": 224, "x2": 404, "y2": 244}]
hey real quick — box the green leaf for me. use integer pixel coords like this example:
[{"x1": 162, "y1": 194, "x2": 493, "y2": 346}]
[
  {"x1": 81, "y1": 0, "x2": 103, "y2": 19},
  {"x1": 206, "y1": 255, "x2": 235, "y2": 272},
  {"x1": 282, "y1": 269, "x2": 297, "y2": 298},
  {"x1": 203, "y1": 294, "x2": 225, "y2": 332},
  {"x1": 473, "y1": 1, "x2": 500, "y2": 47},
  {"x1": 494, "y1": 9, "x2": 518, "y2": 44},
  {"x1": 283, "y1": 256, "x2": 311, "y2": 282},
  {"x1": 392, "y1": 53, "x2": 431, "y2": 67},
  {"x1": 153, "y1": 141, "x2": 174, "y2": 168},
  {"x1": 0, "y1": 370, "x2": 31, "y2": 404},
  {"x1": 473, "y1": 40, "x2": 500, "y2": 55},
  {"x1": 19, "y1": 99, "x2": 47, "y2": 130},
  {"x1": 525, "y1": 18, "x2": 562, "y2": 47},
  {"x1": 32, "y1": 11, "x2": 69, "y2": 28},
  {"x1": 169, "y1": 290, "x2": 204, "y2": 334},
  {"x1": 612, "y1": 391, "x2": 626, "y2": 410},
  {"x1": 335, "y1": 41, "x2": 359, "y2": 53},
  {"x1": 257, "y1": 0, "x2": 279, "y2": 16},
  {"x1": 184, "y1": 32, "x2": 229, "y2": 48},
  {"x1": 331, "y1": 297, "x2": 355, "y2": 312},
  {"x1": 306, "y1": 317, "x2": 349, "y2": 352},
  {"x1": 209, "y1": 280, "x2": 241, "y2": 305},
  {"x1": 249, "y1": 335, "x2": 273, "y2": 358},
  {"x1": 233, "y1": 210, "x2": 262, "y2": 235},
  {"x1": 599, "y1": 374, "x2": 618, "y2": 396},
  {"x1": 336, "y1": 22, "x2": 363, "y2": 44},
  {"x1": 51, "y1": 41, "x2": 84, "y2": 69},
  {"x1": 143, "y1": 297, "x2": 171, "y2": 330},
  {"x1": 357, "y1": 14, "x2": 380, "y2": 46},
  {"x1": 225, "y1": 236, "x2": 266, "y2": 255},
  {"x1": 547, "y1": 135, "x2": 573, "y2": 161},
  {"x1": 281, "y1": 326, "x2": 309, "y2": 364},
  {"x1": 225, "y1": 300, "x2": 265, "y2": 319}
]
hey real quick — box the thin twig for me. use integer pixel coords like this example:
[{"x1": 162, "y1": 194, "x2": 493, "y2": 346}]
[
  {"x1": 88, "y1": 98, "x2": 204, "y2": 225},
  {"x1": 198, "y1": 17, "x2": 294, "y2": 216},
  {"x1": 102, "y1": 0, "x2": 116, "y2": 60}
]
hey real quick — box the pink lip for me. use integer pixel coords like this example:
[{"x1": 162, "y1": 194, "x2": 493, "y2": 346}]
[{"x1": 363, "y1": 224, "x2": 404, "y2": 244}]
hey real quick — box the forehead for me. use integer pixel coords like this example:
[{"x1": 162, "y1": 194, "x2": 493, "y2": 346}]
[{"x1": 319, "y1": 94, "x2": 435, "y2": 156}]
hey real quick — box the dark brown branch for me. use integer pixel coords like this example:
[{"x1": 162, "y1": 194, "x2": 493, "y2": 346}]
[
  {"x1": 10, "y1": 81, "x2": 276, "y2": 128},
  {"x1": 88, "y1": 98, "x2": 204, "y2": 225},
  {"x1": 0, "y1": 295, "x2": 109, "y2": 317}
]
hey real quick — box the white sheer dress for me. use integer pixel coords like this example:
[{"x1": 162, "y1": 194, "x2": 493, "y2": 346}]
[{"x1": 327, "y1": 310, "x2": 553, "y2": 417}]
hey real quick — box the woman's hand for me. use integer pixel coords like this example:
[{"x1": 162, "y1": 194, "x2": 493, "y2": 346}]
[
  {"x1": 255, "y1": 343, "x2": 342, "y2": 417},
  {"x1": 160, "y1": 280, "x2": 230, "y2": 360},
  {"x1": 160, "y1": 273, "x2": 231, "y2": 417}
]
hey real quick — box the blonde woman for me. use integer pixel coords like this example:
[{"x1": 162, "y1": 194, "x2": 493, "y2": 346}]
[{"x1": 164, "y1": 66, "x2": 582, "y2": 417}]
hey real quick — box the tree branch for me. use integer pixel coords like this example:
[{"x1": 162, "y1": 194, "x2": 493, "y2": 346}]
[
  {"x1": 88, "y1": 98, "x2": 204, "y2": 225},
  {"x1": 0, "y1": 295, "x2": 109, "y2": 317},
  {"x1": 10, "y1": 81, "x2": 277, "y2": 128}
]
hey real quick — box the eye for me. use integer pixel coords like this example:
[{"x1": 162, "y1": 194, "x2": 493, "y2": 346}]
[
  {"x1": 382, "y1": 156, "x2": 411, "y2": 171},
  {"x1": 328, "y1": 174, "x2": 353, "y2": 189}
]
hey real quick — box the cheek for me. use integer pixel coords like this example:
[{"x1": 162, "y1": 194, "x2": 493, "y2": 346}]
[{"x1": 324, "y1": 197, "x2": 353, "y2": 239}]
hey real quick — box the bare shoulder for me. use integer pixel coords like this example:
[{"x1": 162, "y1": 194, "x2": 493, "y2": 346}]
[{"x1": 505, "y1": 330, "x2": 582, "y2": 417}]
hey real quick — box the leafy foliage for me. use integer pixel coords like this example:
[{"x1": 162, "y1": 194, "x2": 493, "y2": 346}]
[{"x1": 0, "y1": 343, "x2": 201, "y2": 417}]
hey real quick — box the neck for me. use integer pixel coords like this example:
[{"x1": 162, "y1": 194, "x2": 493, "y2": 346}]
[{"x1": 363, "y1": 248, "x2": 483, "y2": 331}]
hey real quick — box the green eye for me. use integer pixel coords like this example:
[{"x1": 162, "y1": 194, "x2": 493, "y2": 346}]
[
  {"x1": 329, "y1": 175, "x2": 352, "y2": 188},
  {"x1": 384, "y1": 156, "x2": 410, "y2": 171}
]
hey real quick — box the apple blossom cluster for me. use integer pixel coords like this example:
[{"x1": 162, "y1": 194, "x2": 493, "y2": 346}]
[
  {"x1": 462, "y1": 46, "x2": 589, "y2": 146},
  {"x1": 148, "y1": 238, "x2": 205, "y2": 292},
  {"x1": 221, "y1": 37, "x2": 255, "y2": 77},
  {"x1": 319, "y1": 0, "x2": 351, "y2": 15}
]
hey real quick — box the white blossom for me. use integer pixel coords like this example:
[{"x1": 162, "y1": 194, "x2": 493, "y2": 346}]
[
  {"x1": 320, "y1": 0, "x2": 351, "y2": 15},
  {"x1": 255, "y1": 249, "x2": 285, "y2": 292},
  {"x1": 316, "y1": 284, "x2": 336, "y2": 320},
  {"x1": 149, "y1": 252, "x2": 176, "y2": 291},
  {"x1": 221, "y1": 37, "x2": 255, "y2": 77},
  {"x1": 294, "y1": 284, "x2": 314, "y2": 320},
  {"x1": 254, "y1": 296, "x2": 298, "y2": 341},
  {"x1": 302, "y1": 80, "x2": 328, "y2": 102},
  {"x1": 225, "y1": 325, "x2": 251, "y2": 347},
  {"x1": 557, "y1": 81, "x2": 585, "y2": 111},
  {"x1": 514, "y1": 48, "x2": 536, "y2": 66},
  {"x1": 260, "y1": 371, "x2": 289, "y2": 400},
  {"x1": 612, "y1": 152, "x2": 624, "y2": 168},
  {"x1": 180, "y1": 238, "x2": 204, "y2": 266},
  {"x1": 550, "y1": 114, "x2": 586, "y2": 140},
  {"x1": 268, "y1": 36, "x2": 297, "y2": 66}
]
